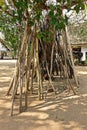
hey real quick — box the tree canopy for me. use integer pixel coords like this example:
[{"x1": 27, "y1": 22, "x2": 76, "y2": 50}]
[{"x1": 0, "y1": 0, "x2": 86, "y2": 56}]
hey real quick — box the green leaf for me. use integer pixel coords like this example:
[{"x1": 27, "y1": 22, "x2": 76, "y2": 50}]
[
  {"x1": 48, "y1": 10, "x2": 54, "y2": 17},
  {"x1": 80, "y1": 3, "x2": 85, "y2": 10},
  {"x1": 15, "y1": 1, "x2": 27, "y2": 10},
  {"x1": 65, "y1": 15, "x2": 68, "y2": 25},
  {"x1": 28, "y1": 18, "x2": 34, "y2": 26},
  {"x1": 50, "y1": 17, "x2": 57, "y2": 26},
  {"x1": 16, "y1": 9, "x2": 23, "y2": 24},
  {"x1": 37, "y1": 32, "x2": 43, "y2": 39},
  {"x1": 0, "y1": 0, "x2": 4, "y2": 7},
  {"x1": 74, "y1": 4, "x2": 80, "y2": 13}
]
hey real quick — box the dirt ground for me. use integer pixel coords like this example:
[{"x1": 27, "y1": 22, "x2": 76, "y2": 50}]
[{"x1": 0, "y1": 60, "x2": 87, "y2": 130}]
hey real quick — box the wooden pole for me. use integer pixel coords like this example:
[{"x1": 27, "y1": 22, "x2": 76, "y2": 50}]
[
  {"x1": 62, "y1": 29, "x2": 76, "y2": 94},
  {"x1": 19, "y1": 59, "x2": 23, "y2": 113},
  {"x1": 6, "y1": 76, "x2": 14, "y2": 96},
  {"x1": 30, "y1": 39, "x2": 35, "y2": 95},
  {"x1": 24, "y1": 25, "x2": 31, "y2": 109},
  {"x1": 50, "y1": 43, "x2": 54, "y2": 77},
  {"x1": 35, "y1": 23, "x2": 42, "y2": 100},
  {"x1": 65, "y1": 26, "x2": 79, "y2": 87},
  {"x1": 25, "y1": 45, "x2": 28, "y2": 109},
  {"x1": 6, "y1": 60, "x2": 18, "y2": 96},
  {"x1": 10, "y1": 22, "x2": 31, "y2": 115},
  {"x1": 10, "y1": 64, "x2": 19, "y2": 116}
]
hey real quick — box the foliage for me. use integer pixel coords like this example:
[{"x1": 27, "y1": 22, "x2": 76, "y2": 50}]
[
  {"x1": 0, "y1": 12, "x2": 19, "y2": 58},
  {"x1": 0, "y1": 0, "x2": 86, "y2": 56},
  {"x1": 0, "y1": 0, "x2": 4, "y2": 7}
]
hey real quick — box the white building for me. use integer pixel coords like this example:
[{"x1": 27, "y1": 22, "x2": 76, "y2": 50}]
[
  {"x1": 71, "y1": 43, "x2": 87, "y2": 62},
  {"x1": 0, "y1": 32, "x2": 8, "y2": 59},
  {"x1": 0, "y1": 42, "x2": 9, "y2": 59},
  {"x1": 0, "y1": 42, "x2": 8, "y2": 52},
  {"x1": 81, "y1": 47, "x2": 87, "y2": 61}
]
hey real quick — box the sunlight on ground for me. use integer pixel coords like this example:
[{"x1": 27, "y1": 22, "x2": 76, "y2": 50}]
[
  {"x1": 0, "y1": 77, "x2": 11, "y2": 81},
  {"x1": 62, "y1": 93, "x2": 87, "y2": 100},
  {"x1": 0, "y1": 60, "x2": 17, "y2": 63},
  {"x1": 21, "y1": 112, "x2": 49, "y2": 119},
  {"x1": 0, "y1": 61, "x2": 87, "y2": 130},
  {"x1": 78, "y1": 71, "x2": 87, "y2": 75},
  {"x1": 65, "y1": 121, "x2": 85, "y2": 130}
]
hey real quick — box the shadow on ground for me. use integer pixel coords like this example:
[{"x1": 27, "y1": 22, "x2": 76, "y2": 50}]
[{"x1": 0, "y1": 62, "x2": 87, "y2": 130}]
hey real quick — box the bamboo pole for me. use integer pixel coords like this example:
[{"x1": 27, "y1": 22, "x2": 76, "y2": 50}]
[
  {"x1": 62, "y1": 29, "x2": 76, "y2": 94},
  {"x1": 30, "y1": 60, "x2": 34, "y2": 94},
  {"x1": 50, "y1": 43, "x2": 54, "y2": 76},
  {"x1": 30, "y1": 39, "x2": 35, "y2": 94},
  {"x1": 10, "y1": 64, "x2": 19, "y2": 116},
  {"x1": 45, "y1": 61, "x2": 56, "y2": 98},
  {"x1": 65, "y1": 26, "x2": 79, "y2": 87},
  {"x1": 6, "y1": 76, "x2": 14, "y2": 96},
  {"x1": 36, "y1": 38, "x2": 41, "y2": 100},
  {"x1": 35, "y1": 23, "x2": 42, "y2": 100},
  {"x1": 6, "y1": 60, "x2": 18, "y2": 96},
  {"x1": 54, "y1": 32, "x2": 66, "y2": 78},
  {"x1": 19, "y1": 60, "x2": 23, "y2": 113},
  {"x1": 27, "y1": 41, "x2": 34, "y2": 92},
  {"x1": 26, "y1": 52, "x2": 31, "y2": 92},
  {"x1": 25, "y1": 46, "x2": 28, "y2": 109},
  {"x1": 24, "y1": 27, "x2": 31, "y2": 108},
  {"x1": 10, "y1": 22, "x2": 31, "y2": 115}
]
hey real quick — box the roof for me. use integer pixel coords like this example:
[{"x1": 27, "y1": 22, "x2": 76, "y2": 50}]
[{"x1": 71, "y1": 42, "x2": 87, "y2": 48}]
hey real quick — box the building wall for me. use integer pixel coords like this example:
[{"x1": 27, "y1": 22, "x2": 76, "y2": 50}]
[
  {"x1": 0, "y1": 43, "x2": 7, "y2": 52},
  {"x1": 0, "y1": 43, "x2": 8, "y2": 59},
  {"x1": 81, "y1": 47, "x2": 87, "y2": 61}
]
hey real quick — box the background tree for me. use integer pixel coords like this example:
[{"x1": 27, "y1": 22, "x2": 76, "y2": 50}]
[
  {"x1": 0, "y1": 12, "x2": 20, "y2": 58},
  {"x1": 67, "y1": 10, "x2": 87, "y2": 44}
]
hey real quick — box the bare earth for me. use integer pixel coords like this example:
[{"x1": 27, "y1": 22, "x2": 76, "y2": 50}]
[{"x1": 0, "y1": 60, "x2": 87, "y2": 130}]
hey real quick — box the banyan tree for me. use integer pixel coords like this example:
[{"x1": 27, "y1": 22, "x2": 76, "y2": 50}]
[{"x1": 1, "y1": 0, "x2": 86, "y2": 116}]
